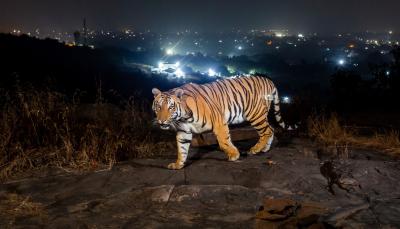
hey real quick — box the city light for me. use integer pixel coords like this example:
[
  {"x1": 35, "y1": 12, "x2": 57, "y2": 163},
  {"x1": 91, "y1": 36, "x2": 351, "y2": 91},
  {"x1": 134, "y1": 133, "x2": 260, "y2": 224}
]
[
  {"x1": 298, "y1": 33, "x2": 304, "y2": 38},
  {"x1": 166, "y1": 48, "x2": 174, "y2": 55},
  {"x1": 175, "y1": 68, "x2": 185, "y2": 78},
  {"x1": 237, "y1": 46, "x2": 243, "y2": 50},
  {"x1": 386, "y1": 70, "x2": 390, "y2": 76},
  {"x1": 158, "y1": 62, "x2": 164, "y2": 69},
  {"x1": 282, "y1": 96, "x2": 290, "y2": 104},
  {"x1": 208, "y1": 68, "x2": 216, "y2": 77},
  {"x1": 338, "y1": 59, "x2": 345, "y2": 66}
]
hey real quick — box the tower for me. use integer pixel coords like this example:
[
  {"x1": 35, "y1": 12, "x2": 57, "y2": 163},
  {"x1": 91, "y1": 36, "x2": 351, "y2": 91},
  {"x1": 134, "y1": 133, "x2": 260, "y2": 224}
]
[{"x1": 83, "y1": 18, "x2": 88, "y2": 46}]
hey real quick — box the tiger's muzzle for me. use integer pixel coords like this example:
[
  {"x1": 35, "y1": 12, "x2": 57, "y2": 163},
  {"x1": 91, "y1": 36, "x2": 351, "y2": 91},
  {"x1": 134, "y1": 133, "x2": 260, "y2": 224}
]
[
  {"x1": 158, "y1": 120, "x2": 171, "y2": 130},
  {"x1": 160, "y1": 124, "x2": 170, "y2": 130}
]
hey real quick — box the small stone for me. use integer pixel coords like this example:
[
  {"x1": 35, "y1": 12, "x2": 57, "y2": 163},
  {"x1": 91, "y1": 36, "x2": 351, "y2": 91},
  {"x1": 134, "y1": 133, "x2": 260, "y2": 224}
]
[
  {"x1": 339, "y1": 178, "x2": 358, "y2": 186},
  {"x1": 67, "y1": 202, "x2": 88, "y2": 213}
]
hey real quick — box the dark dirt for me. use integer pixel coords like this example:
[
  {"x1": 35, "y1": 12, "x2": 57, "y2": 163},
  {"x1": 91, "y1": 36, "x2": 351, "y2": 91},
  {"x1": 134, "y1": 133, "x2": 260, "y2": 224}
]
[{"x1": 1, "y1": 138, "x2": 400, "y2": 228}]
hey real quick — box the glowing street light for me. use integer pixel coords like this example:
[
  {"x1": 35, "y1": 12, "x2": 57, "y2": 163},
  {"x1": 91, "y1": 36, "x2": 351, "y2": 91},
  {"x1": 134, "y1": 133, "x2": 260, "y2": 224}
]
[
  {"x1": 338, "y1": 59, "x2": 345, "y2": 66},
  {"x1": 208, "y1": 68, "x2": 216, "y2": 77},
  {"x1": 175, "y1": 68, "x2": 185, "y2": 78},
  {"x1": 298, "y1": 33, "x2": 304, "y2": 38},
  {"x1": 166, "y1": 48, "x2": 174, "y2": 55},
  {"x1": 282, "y1": 96, "x2": 291, "y2": 104},
  {"x1": 237, "y1": 46, "x2": 243, "y2": 50}
]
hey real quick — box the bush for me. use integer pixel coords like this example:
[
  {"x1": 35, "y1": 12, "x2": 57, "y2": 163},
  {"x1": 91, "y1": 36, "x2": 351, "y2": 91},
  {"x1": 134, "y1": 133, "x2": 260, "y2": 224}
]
[
  {"x1": 308, "y1": 113, "x2": 400, "y2": 155},
  {"x1": 0, "y1": 85, "x2": 175, "y2": 180}
]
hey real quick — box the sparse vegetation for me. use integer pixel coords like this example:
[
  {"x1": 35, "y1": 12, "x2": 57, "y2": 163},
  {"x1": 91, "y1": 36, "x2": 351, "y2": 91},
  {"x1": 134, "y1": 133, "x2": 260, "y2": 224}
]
[
  {"x1": 0, "y1": 193, "x2": 47, "y2": 227},
  {"x1": 0, "y1": 84, "x2": 175, "y2": 181},
  {"x1": 308, "y1": 113, "x2": 400, "y2": 155}
]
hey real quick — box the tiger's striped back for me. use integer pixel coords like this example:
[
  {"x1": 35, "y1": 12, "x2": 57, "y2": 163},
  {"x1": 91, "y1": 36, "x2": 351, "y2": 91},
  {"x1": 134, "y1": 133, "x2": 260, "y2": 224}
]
[{"x1": 174, "y1": 76, "x2": 287, "y2": 129}]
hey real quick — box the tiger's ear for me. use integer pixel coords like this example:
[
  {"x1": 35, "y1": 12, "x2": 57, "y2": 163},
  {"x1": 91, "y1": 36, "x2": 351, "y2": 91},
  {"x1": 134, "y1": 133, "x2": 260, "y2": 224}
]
[
  {"x1": 174, "y1": 89, "x2": 184, "y2": 99},
  {"x1": 152, "y1": 88, "x2": 161, "y2": 96}
]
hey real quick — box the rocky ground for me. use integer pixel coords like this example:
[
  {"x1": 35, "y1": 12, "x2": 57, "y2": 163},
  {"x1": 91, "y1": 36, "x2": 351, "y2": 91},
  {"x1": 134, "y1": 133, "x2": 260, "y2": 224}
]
[{"x1": 1, "y1": 138, "x2": 400, "y2": 228}]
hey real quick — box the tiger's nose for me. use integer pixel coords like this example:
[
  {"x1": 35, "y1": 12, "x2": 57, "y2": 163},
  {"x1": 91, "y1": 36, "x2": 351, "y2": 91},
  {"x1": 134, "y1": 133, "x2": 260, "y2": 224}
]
[{"x1": 158, "y1": 120, "x2": 167, "y2": 124}]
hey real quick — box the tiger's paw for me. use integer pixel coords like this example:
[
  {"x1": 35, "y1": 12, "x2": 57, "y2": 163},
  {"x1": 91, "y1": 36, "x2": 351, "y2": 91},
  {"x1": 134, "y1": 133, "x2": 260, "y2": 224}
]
[
  {"x1": 248, "y1": 149, "x2": 261, "y2": 155},
  {"x1": 167, "y1": 162, "x2": 184, "y2": 170},
  {"x1": 228, "y1": 152, "x2": 240, "y2": 161},
  {"x1": 248, "y1": 147, "x2": 270, "y2": 155}
]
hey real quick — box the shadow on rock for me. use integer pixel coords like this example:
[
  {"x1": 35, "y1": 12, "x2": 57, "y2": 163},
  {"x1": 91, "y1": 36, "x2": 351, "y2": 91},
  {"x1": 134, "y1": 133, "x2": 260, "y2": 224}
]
[{"x1": 255, "y1": 198, "x2": 330, "y2": 229}]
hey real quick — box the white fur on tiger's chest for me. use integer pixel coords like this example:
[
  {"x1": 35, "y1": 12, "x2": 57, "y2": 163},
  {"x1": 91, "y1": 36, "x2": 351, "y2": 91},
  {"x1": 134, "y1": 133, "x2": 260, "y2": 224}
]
[{"x1": 179, "y1": 121, "x2": 211, "y2": 134}]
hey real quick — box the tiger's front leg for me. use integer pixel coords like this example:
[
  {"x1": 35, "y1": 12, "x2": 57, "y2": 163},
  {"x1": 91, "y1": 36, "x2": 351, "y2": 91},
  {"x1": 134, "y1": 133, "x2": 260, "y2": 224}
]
[
  {"x1": 214, "y1": 123, "x2": 240, "y2": 161},
  {"x1": 168, "y1": 131, "x2": 193, "y2": 170}
]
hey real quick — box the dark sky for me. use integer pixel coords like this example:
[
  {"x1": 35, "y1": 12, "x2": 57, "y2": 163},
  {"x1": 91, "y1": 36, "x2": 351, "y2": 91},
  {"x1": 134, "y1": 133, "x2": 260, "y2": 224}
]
[{"x1": 1, "y1": 0, "x2": 399, "y2": 33}]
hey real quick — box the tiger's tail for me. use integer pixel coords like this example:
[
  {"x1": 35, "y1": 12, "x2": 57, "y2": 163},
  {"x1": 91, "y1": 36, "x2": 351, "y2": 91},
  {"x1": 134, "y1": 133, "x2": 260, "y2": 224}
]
[{"x1": 272, "y1": 89, "x2": 298, "y2": 130}]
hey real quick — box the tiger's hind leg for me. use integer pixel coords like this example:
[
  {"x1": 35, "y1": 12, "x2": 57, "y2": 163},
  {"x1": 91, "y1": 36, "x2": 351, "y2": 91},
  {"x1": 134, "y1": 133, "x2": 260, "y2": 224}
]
[
  {"x1": 249, "y1": 120, "x2": 274, "y2": 154},
  {"x1": 214, "y1": 123, "x2": 240, "y2": 161},
  {"x1": 246, "y1": 97, "x2": 274, "y2": 154},
  {"x1": 246, "y1": 100, "x2": 274, "y2": 154}
]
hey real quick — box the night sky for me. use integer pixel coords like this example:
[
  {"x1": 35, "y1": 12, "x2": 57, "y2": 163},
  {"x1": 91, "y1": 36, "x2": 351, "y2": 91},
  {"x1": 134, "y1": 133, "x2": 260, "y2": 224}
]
[{"x1": 1, "y1": 0, "x2": 399, "y2": 33}]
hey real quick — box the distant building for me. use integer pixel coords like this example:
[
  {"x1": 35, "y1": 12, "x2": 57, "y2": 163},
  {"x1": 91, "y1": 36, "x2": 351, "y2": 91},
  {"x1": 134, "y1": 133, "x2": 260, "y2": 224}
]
[
  {"x1": 73, "y1": 18, "x2": 88, "y2": 46},
  {"x1": 73, "y1": 31, "x2": 81, "y2": 45}
]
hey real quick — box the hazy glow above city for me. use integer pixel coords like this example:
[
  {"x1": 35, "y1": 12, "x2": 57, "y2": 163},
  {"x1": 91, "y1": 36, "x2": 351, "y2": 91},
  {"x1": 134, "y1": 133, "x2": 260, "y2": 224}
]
[{"x1": 1, "y1": 0, "x2": 399, "y2": 34}]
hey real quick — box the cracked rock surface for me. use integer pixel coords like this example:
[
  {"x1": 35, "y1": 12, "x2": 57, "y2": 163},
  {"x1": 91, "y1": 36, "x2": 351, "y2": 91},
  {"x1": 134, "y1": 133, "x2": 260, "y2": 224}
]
[{"x1": 1, "y1": 138, "x2": 400, "y2": 228}]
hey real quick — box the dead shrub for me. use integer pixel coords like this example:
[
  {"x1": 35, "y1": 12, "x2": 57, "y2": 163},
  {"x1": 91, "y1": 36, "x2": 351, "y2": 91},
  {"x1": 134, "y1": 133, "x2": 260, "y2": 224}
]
[
  {"x1": 308, "y1": 113, "x2": 400, "y2": 155},
  {"x1": 0, "y1": 85, "x2": 175, "y2": 180}
]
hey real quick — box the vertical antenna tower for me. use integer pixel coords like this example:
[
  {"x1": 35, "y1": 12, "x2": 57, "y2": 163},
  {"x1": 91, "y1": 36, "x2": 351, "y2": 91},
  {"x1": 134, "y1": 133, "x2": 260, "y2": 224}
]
[{"x1": 83, "y1": 18, "x2": 87, "y2": 46}]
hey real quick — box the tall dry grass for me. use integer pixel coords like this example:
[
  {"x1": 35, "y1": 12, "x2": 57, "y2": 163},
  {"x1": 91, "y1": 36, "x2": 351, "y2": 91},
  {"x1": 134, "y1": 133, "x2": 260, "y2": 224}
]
[
  {"x1": 308, "y1": 113, "x2": 400, "y2": 155},
  {"x1": 0, "y1": 85, "x2": 175, "y2": 180}
]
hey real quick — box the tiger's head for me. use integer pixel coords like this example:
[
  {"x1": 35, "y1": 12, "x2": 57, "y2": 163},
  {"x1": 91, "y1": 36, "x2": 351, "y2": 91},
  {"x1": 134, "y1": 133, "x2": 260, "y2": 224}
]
[{"x1": 152, "y1": 88, "x2": 185, "y2": 130}]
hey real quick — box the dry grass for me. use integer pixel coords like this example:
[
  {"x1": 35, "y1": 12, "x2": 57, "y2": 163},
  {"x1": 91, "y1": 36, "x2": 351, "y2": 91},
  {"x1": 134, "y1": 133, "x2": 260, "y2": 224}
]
[
  {"x1": 308, "y1": 113, "x2": 400, "y2": 155},
  {"x1": 0, "y1": 85, "x2": 175, "y2": 180},
  {"x1": 359, "y1": 130, "x2": 400, "y2": 154},
  {"x1": 0, "y1": 192, "x2": 47, "y2": 227}
]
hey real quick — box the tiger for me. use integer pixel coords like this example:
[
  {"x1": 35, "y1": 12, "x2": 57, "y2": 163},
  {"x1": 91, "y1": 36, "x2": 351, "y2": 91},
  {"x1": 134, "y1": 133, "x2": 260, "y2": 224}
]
[{"x1": 152, "y1": 75, "x2": 293, "y2": 170}]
